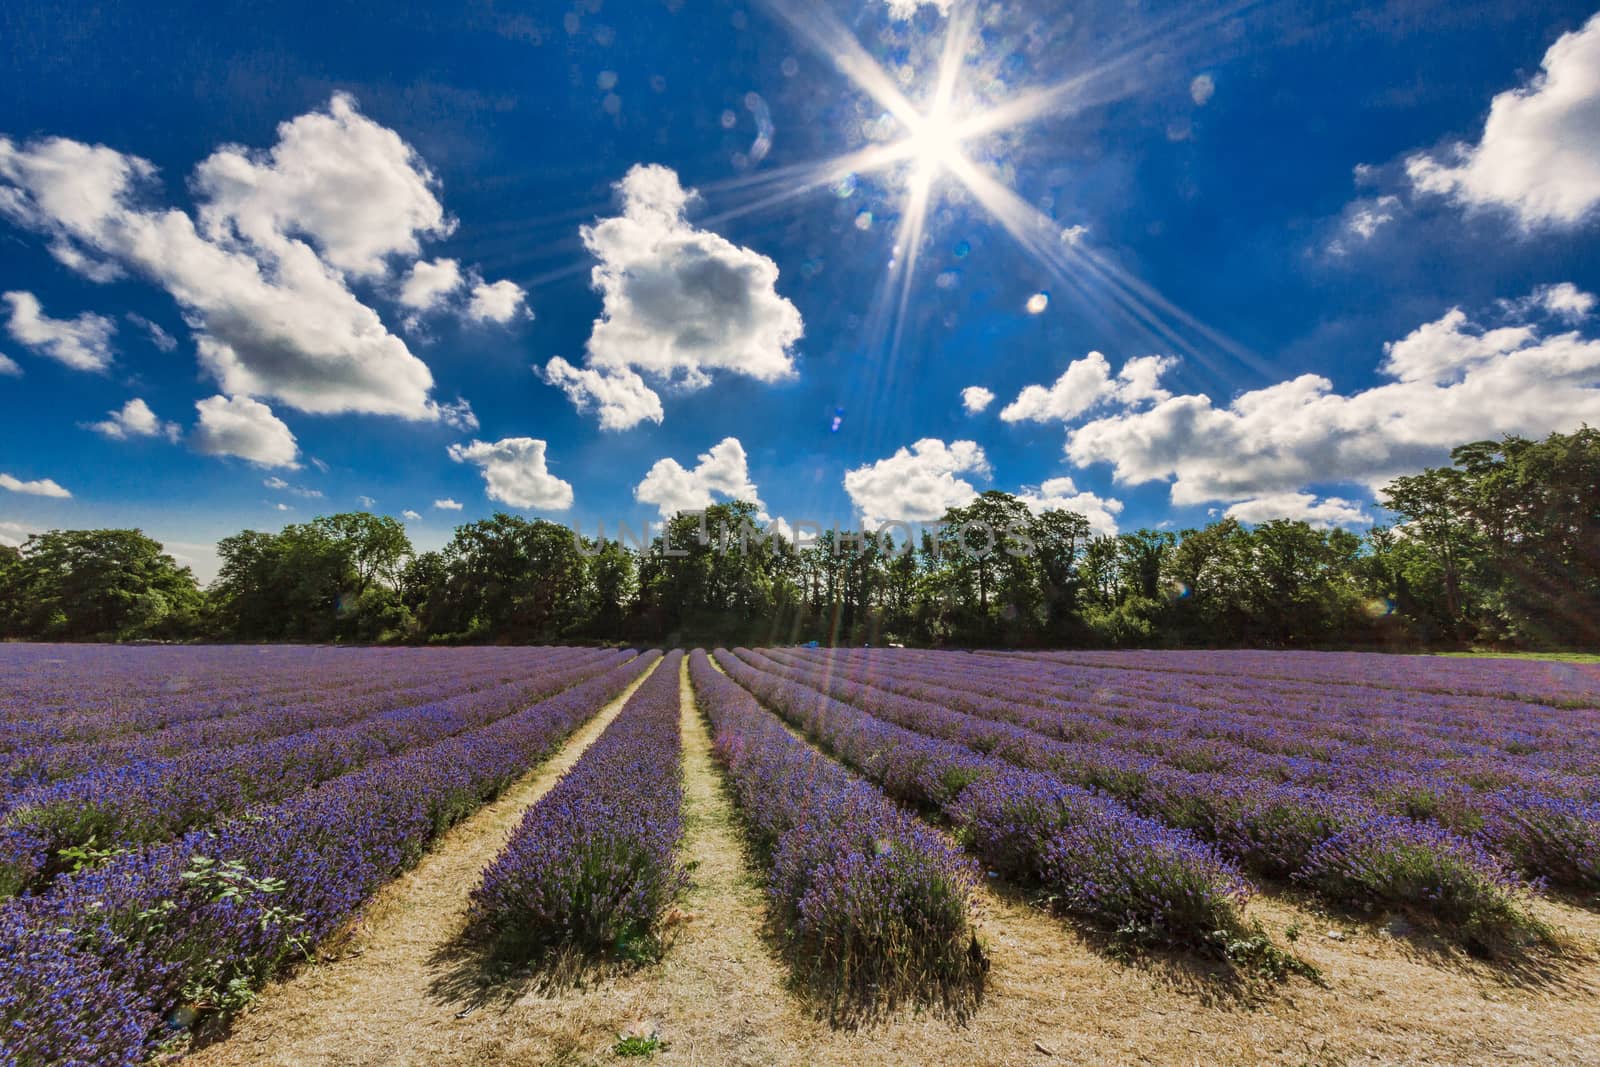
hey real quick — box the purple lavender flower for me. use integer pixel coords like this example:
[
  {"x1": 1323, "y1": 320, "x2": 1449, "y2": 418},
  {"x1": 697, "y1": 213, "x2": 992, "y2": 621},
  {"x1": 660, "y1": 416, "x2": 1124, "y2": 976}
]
[
  {"x1": 467, "y1": 651, "x2": 687, "y2": 963},
  {"x1": 688, "y1": 651, "x2": 985, "y2": 1013}
]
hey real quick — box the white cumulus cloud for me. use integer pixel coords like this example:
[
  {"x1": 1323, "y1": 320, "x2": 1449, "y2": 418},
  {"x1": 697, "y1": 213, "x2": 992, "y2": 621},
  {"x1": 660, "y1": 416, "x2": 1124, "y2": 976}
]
[
  {"x1": 1015, "y1": 476, "x2": 1123, "y2": 536},
  {"x1": 1001, "y1": 352, "x2": 1174, "y2": 423},
  {"x1": 3, "y1": 291, "x2": 115, "y2": 371},
  {"x1": 0, "y1": 519, "x2": 42, "y2": 546},
  {"x1": 1065, "y1": 285, "x2": 1600, "y2": 506},
  {"x1": 192, "y1": 394, "x2": 299, "y2": 468},
  {"x1": 546, "y1": 163, "x2": 802, "y2": 430},
  {"x1": 262, "y1": 476, "x2": 323, "y2": 498},
  {"x1": 1407, "y1": 14, "x2": 1600, "y2": 228},
  {"x1": 960, "y1": 386, "x2": 995, "y2": 414},
  {"x1": 1348, "y1": 196, "x2": 1400, "y2": 240},
  {"x1": 433, "y1": 497, "x2": 464, "y2": 511},
  {"x1": 1511, "y1": 281, "x2": 1596, "y2": 323},
  {"x1": 0, "y1": 95, "x2": 478, "y2": 422},
  {"x1": 402, "y1": 509, "x2": 421, "y2": 521},
  {"x1": 542, "y1": 357, "x2": 664, "y2": 431},
  {"x1": 88, "y1": 398, "x2": 179, "y2": 442},
  {"x1": 192, "y1": 92, "x2": 452, "y2": 277},
  {"x1": 466, "y1": 279, "x2": 529, "y2": 323},
  {"x1": 635, "y1": 436, "x2": 764, "y2": 520},
  {"x1": 0, "y1": 472, "x2": 71, "y2": 498},
  {"x1": 126, "y1": 313, "x2": 177, "y2": 352},
  {"x1": 1225, "y1": 493, "x2": 1372, "y2": 529},
  {"x1": 395, "y1": 258, "x2": 526, "y2": 329},
  {"x1": 883, "y1": 0, "x2": 950, "y2": 18},
  {"x1": 1329, "y1": 195, "x2": 1401, "y2": 255},
  {"x1": 397, "y1": 257, "x2": 463, "y2": 311},
  {"x1": 447, "y1": 437, "x2": 574, "y2": 510},
  {"x1": 1190, "y1": 74, "x2": 1216, "y2": 106},
  {"x1": 844, "y1": 439, "x2": 991, "y2": 528},
  {"x1": 0, "y1": 354, "x2": 19, "y2": 377}
]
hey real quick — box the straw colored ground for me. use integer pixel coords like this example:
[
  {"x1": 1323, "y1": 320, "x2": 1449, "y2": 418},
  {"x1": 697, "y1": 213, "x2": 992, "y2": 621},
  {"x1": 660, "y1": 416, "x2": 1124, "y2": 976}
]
[{"x1": 189, "y1": 657, "x2": 1600, "y2": 1067}]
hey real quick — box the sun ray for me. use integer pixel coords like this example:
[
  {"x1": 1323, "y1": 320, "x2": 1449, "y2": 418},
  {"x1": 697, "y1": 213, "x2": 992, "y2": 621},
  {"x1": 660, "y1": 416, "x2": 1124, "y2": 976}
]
[
  {"x1": 753, "y1": 0, "x2": 923, "y2": 129},
  {"x1": 943, "y1": 149, "x2": 1283, "y2": 385},
  {"x1": 882, "y1": 4, "x2": 973, "y2": 369},
  {"x1": 949, "y1": 0, "x2": 1269, "y2": 142},
  {"x1": 736, "y1": 0, "x2": 1291, "y2": 391},
  {"x1": 699, "y1": 141, "x2": 918, "y2": 227}
]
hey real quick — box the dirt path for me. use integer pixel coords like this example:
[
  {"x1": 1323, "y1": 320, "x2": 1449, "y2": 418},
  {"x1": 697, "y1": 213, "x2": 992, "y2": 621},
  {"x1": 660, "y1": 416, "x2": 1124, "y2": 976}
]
[
  {"x1": 189, "y1": 657, "x2": 664, "y2": 1067},
  {"x1": 193, "y1": 654, "x2": 1600, "y2": 1066}
]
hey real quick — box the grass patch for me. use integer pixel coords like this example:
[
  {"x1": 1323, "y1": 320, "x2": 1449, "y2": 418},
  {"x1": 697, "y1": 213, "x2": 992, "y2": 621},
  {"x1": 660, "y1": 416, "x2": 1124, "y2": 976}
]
[
  {"x1": 1431, "y1": 651, "x2": 1600, "y2": 664},
  {"x1": 614, "y1": 1034, "x2": 664, "y2": 1056}
]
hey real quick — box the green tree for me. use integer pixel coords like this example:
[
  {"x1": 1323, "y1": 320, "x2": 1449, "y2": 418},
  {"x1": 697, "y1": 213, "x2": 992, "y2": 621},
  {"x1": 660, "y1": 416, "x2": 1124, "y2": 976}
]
[
  {"x1": 209, "y1": 513, "x2": 413, "y2": 641},
  {"x1": 1030, "y1": 508, "x2": 1092, "y2": 637},
  {"x1": 428, "y1": 514, "x2": 589, "y2": 641},
  {"x1": 313, "y1": 513, "x2": 411, "y2": 596},
  {"x1": 0, "y1": 529, "x2": 201, "y2": 640},
  {"x1": 1384, "y1": 429, "x2": 1600, "y2": 645},
  {"x1": 934, "y1": 492, "x2": 1039, "y2": 643},
  {"x1": 1239, "y1": 521, "x2": 1366, "y2": 645},
  {"x1": 1381, "y1": 468, "x2": 1475, "y2": 635},
  {"x1": 1165, "y1": 518, "x2": 1251, "y2": 644},
  {"x1": 583, "y1": 538, "x2": 637, "y2": 638},
  {"x1": 1118, "y1": 529, "x2": 1176, "y2": 602},
  {"x1": 635, "y1": 502, "x2": 794, "y2": 644}
]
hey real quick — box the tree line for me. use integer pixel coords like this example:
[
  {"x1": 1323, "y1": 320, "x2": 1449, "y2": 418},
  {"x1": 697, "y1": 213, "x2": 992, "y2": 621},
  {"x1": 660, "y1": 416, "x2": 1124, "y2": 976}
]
[{"x1": 1, "y1": 430, "x2": 1595, "y2": 649}]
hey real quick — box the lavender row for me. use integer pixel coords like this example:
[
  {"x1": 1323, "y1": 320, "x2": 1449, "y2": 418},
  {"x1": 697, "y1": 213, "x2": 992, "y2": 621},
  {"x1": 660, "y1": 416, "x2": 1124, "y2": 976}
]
[
  {"x1": 0, "y1": 644, "x2": 370, "y2": 714},
  {"x1": 687, "y1": 651, "x2": 987, "y2": 1012},
  {"x1": 864, "y1": 648, "x2": 1600, "y2": 763},
  {"x1": 806, "y1": 647, "x2": 1593, "y2": 753},
  {"x1": 1002, "y1": 650, "x2": 1596, "y2": 720},
  {"x1": 2, "y1": 648, "x2": 601, "y2": 793},
  {"x1": 777, "y1": 649, "x2": 1600, "y2": 812},
  {"x1": 816, "y1": 649, "x2": 1600, "y2": 814},
  {"x1": 708, "y1": 651, "x2": 1257, "y2": 958},
  {"x1": 1005, "y1": 649, "x2": 1600, "y2": 708},
  {"x1": 790, "y1": 648, "x2": 1600, "y2": 774},
  {"x1": 998, "y1": 652, "x2": 1600, "y2": 769},
  {"x1": 0, "y1": 644, "x2": 434, "y2": 725},
  {"x1": 468, "y1": 652, "x2": 686, "y2": 963},
  {"x1": 0, "y1": 645, "x2": 582, "y2": 750},
  {"x1": 0, "y1": 651, "x2": 660, "y2": 1067},
  {"x1": 0, "y1": 651, "x2": 631, "y2": 897},
  {"x1": 0, "y1": 644, "x2": 591, "y2": 734},
  {"x1": 767, "y1": 648, "x2": 1600, "y2": 893},
  {"x1": 730, "y1": 650, "x2": 1548, "y2": 950}
]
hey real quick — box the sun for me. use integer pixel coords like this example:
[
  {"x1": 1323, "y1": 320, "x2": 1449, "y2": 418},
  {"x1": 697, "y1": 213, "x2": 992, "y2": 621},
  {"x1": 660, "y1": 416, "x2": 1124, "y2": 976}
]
[{"x1": 903, "y1": 112, "x2": 968, "y2": 181}]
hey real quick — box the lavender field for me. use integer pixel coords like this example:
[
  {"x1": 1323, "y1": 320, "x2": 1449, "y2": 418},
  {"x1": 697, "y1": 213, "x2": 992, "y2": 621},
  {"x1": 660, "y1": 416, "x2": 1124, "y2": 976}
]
[{"x1": 3, "y1": 644, "x2": 1599, "y2": 1066}]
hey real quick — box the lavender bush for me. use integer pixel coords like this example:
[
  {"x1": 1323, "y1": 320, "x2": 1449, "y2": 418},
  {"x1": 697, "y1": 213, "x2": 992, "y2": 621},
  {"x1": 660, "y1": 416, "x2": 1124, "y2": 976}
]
[
  {"x1": 687, "y1": 650, "x2": 986, "y2": 1014},
  {"x1": 0, "y1": 648, "x2": 591, "y2": 792},
  {"x1": 1297, "y1": 816, "x2": 1550, "y2": 952},
  {"x1": 467, "y1": 651, "x2": 687, "y2": 964}
]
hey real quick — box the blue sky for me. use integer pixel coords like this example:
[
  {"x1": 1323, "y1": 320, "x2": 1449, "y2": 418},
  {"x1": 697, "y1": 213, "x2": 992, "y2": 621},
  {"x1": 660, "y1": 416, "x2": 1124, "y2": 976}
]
[{"x1": 2, "y1": 0, "x2": 1598, "y2": 581}]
